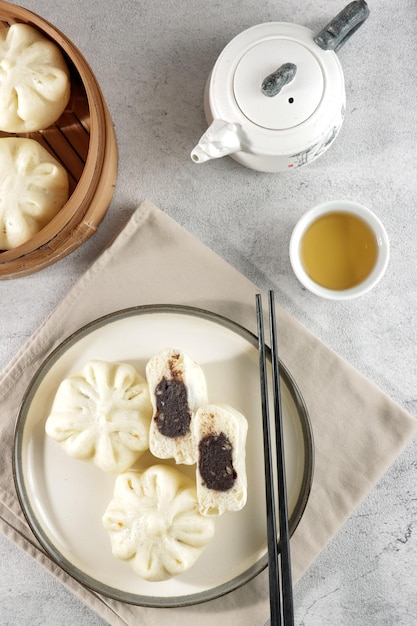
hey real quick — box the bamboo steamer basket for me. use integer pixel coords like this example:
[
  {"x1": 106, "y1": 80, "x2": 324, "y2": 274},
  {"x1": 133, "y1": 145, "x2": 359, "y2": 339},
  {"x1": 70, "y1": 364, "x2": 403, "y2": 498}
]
[{"x1": 0, "y1": 1, "x2": 118, "y2": 278}]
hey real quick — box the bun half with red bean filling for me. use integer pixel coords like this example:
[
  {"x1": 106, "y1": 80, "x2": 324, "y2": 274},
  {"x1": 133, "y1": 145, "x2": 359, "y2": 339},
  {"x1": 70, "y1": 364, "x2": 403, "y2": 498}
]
[
  {"x1": 194, "y1": 403, "x2": 248, "y2": 516},
  {"x1": 146, "y1": 348, "x2": 208, "y2": 465}
]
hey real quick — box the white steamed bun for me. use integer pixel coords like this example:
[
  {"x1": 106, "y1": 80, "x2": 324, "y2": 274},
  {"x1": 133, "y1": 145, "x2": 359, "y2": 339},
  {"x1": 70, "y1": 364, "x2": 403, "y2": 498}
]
[
  {"x1": 45, "y1": 360, "x2": 153, "y2": 473},
  {"x1": 102, "y1": 465, "x2": 215, "y2": 581},
  {"x1": 0, "y1": 137, "x2": 69, "y2": 249},
  {"x1": 146, "y1": 348, "x2": 208, "y2": 465},
  {"x1": 194, "y1": 403, "x2": 248, "y2": 516},
  {"x1": 0, "y1": 23, "x2": 70, "y2": 133}
]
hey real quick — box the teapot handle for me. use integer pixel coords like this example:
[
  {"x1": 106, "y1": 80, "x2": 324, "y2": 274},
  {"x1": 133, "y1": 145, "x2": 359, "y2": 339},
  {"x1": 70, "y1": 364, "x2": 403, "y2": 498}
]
[{"x1": 314, "y1": 0, "x2": 370, "y2": 52}]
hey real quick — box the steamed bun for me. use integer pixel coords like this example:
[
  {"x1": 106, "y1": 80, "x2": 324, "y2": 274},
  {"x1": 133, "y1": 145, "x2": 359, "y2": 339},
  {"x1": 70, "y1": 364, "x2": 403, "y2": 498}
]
[
  {"x1": 194, "y1": 403, "x2": 248, "y2": 516},
  {"x1": 45, "y1": 360, "x2": 153, "y2": 473},
  {"x1": 146, "y1": 348, "x2": 208, "y2": 465},
  {"x1": 0, "y1": 23, "x2": 70, "y2": 133},
  {"x1": 0, "y1": 137, "x2": 69, "y2": 249},
  {"x1": 102, "y1": 466, "x2": 215, "y2": 581}
]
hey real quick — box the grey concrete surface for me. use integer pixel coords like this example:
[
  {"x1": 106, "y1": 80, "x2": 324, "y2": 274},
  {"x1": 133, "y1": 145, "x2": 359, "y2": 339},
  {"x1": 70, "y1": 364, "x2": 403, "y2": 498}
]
[{"x1": 1, "y1": 1, "x2": 416, "y2": 624}]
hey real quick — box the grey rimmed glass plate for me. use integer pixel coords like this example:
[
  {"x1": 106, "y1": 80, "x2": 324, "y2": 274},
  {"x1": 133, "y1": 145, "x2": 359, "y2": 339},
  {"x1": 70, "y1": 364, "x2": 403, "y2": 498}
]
[{"x1": 13, "y1": 305, "x2": 314, "y2": 608}]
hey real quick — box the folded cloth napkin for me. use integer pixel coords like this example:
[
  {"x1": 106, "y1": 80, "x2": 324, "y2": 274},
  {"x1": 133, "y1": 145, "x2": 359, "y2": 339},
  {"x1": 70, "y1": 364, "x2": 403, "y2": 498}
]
[{"x1": 1, "y1": 200, "x2": 416, "y2": 626}]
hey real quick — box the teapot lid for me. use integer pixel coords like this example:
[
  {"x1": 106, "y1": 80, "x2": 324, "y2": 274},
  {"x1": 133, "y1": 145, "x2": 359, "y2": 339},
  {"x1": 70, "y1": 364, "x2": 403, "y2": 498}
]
[{"x1": 234, "y1": 38, "x2": 324, "y2": 130}]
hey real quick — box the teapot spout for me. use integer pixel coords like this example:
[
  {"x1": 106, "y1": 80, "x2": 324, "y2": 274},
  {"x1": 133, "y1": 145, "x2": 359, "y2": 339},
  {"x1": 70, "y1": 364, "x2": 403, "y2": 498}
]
[{"x1": 191, "y1": 119, "x2": 242, "y2": 164}]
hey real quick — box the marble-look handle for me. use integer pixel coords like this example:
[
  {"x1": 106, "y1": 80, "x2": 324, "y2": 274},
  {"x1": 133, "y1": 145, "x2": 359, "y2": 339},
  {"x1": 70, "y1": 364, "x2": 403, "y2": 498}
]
[
  {"x1": 261, "y1": 63, "x2": 297, "y2": 98},
  {"x1": 314, "y1": 0, "x2": 370, "y2": 52}
]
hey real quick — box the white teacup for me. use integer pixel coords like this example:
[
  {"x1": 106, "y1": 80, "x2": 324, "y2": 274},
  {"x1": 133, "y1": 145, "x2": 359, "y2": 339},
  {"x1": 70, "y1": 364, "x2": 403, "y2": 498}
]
[{"x1": 289, "y1": 200, "x2": 390, "y2": 300}]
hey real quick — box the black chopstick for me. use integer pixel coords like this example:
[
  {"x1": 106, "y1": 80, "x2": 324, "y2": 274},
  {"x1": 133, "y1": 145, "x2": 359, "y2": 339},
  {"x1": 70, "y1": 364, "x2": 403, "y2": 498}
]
[
  {"x1": 256, "y1": 293, "x2": 281, "y2": 625},
  {"x1": 256, "y1": 291, "x2": 294, "y2": 626}
]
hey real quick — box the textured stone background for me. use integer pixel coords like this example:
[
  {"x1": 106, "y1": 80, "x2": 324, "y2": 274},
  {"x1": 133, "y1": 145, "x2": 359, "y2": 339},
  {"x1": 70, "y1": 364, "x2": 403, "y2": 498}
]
[{"x1": 1, "y1": 1, "x2": 416, "y2": 624}]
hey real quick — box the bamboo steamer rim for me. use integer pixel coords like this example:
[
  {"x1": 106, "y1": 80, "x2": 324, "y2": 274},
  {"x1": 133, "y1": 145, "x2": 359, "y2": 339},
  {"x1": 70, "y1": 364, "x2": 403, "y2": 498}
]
[{"x1": 0, "y1": 0, "x2": 118, "y2": 278}]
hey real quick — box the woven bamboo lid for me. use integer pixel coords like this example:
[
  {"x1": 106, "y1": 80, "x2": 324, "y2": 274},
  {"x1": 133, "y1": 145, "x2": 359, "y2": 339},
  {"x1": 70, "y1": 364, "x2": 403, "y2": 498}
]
[{"x1": 0, "y1": 1, "x2": 118, "y2": 278}]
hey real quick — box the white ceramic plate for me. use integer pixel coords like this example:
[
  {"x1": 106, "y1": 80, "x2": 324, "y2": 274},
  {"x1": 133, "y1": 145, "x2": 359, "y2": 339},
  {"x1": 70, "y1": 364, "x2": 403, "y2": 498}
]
[{"x1": 14, "y1": 305, "x2": 314, "y2": 607}]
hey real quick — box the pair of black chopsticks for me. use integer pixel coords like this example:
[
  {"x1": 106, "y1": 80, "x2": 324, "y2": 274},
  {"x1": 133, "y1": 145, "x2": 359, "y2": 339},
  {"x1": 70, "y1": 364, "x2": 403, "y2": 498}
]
[{"x1": 256, "y1": 290, "x2": 294, "y2": 626}]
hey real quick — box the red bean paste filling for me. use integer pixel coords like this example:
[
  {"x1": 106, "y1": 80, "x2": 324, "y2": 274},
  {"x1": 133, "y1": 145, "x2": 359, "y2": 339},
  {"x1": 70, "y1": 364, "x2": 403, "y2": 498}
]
[
  {"x1": 155, "y1": 376, "x2": 191, "y2": 438},
  {"x1": 199, "y1": 432, "x2": 237, "y2": 491}
]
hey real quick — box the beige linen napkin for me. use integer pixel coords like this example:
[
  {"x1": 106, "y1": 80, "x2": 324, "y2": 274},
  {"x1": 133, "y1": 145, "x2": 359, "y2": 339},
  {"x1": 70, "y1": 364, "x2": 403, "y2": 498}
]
[{"x1": 1, "y1": 199, "x2": 416, "y2": 626}]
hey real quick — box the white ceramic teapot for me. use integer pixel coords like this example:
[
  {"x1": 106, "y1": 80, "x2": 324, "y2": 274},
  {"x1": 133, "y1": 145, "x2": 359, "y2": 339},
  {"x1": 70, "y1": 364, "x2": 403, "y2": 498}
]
[{"x1": 191, "y1": 1, "x2": 369, "y2": 172}]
